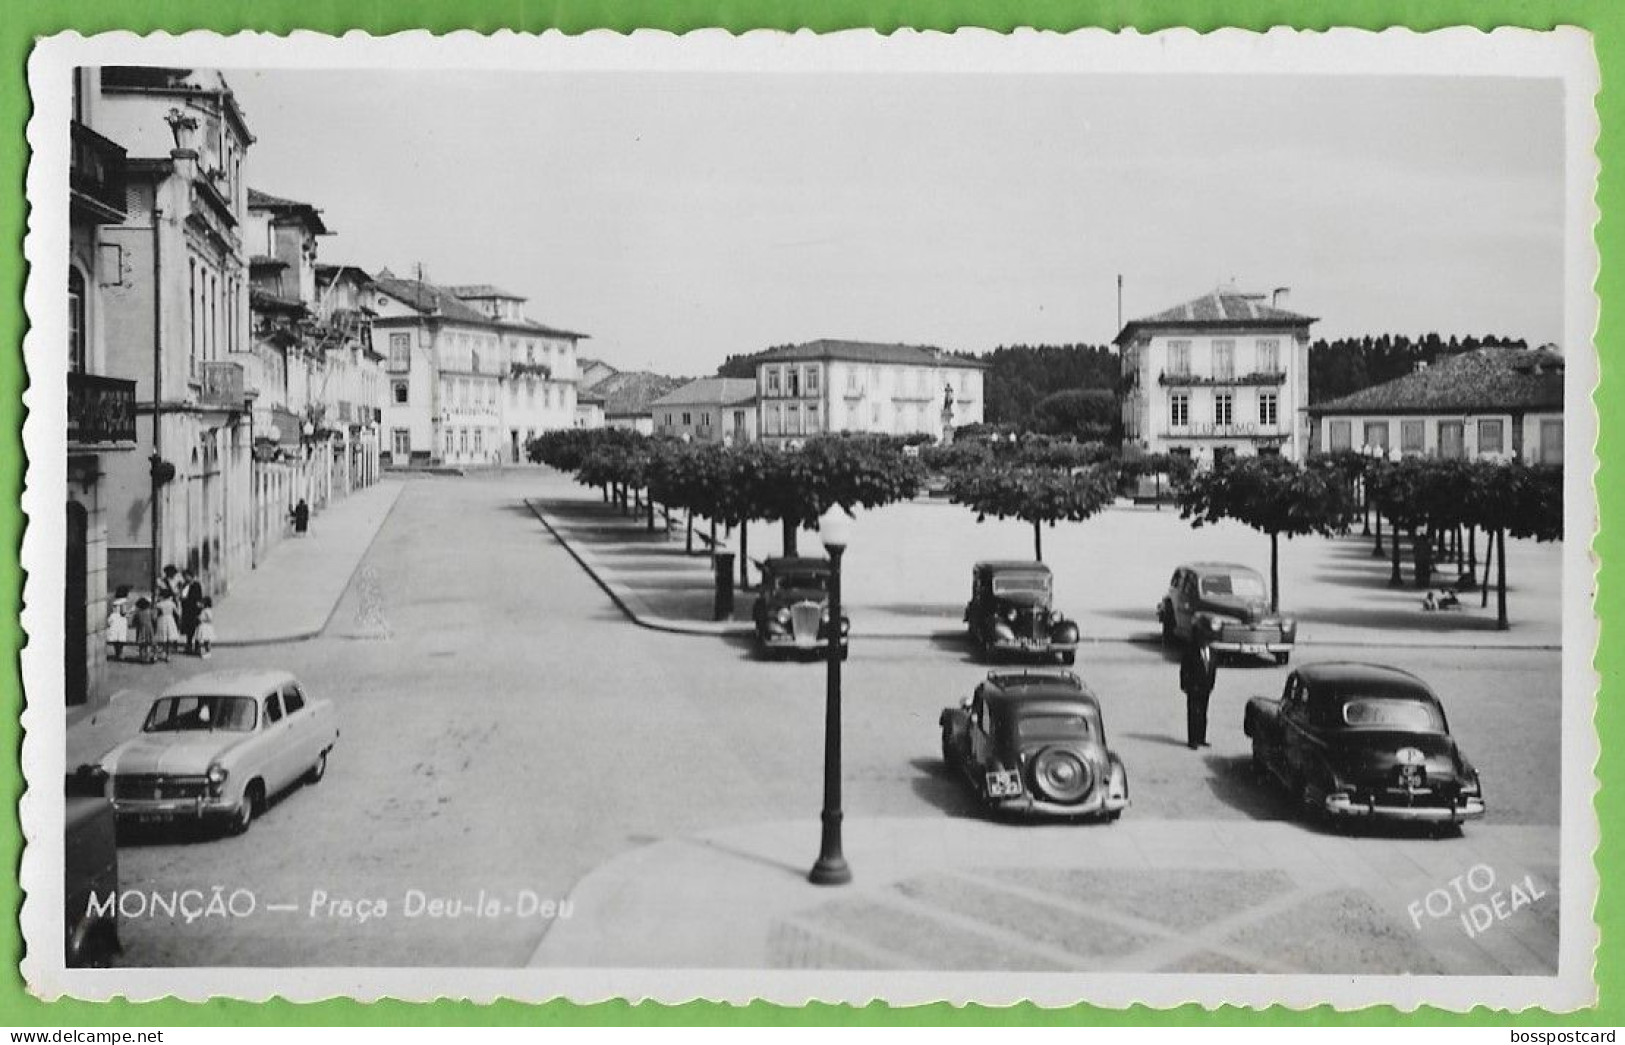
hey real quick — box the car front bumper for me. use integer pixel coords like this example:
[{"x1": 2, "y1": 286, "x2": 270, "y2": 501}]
[
  {"x1": 1322, "y1": 793, "x2": 1486, "y2": 823},
  {"x1": 987, "y1": 636, "x2": 1078, "y2": 655},
  {"x1": 1210, "y1": 636, "x2": 1294, "y2": 655},
  {"x1": 112, "y1": 795, "x2": 239, "y2": 823}
]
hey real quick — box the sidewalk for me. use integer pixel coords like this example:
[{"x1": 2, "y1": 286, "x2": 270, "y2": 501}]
[
  {"x1": 529, "y1": 814, "x2": 1560, "y2": 977},
  {"x1": 526, "y1": 472, "x2": 1563, "y2": 650},
  {"x1": 213, "y1": 479, "x2": 405, "y2": 646}
]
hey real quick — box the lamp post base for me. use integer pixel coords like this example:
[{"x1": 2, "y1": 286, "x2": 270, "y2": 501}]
[{"x1": 808, "y1": 856, "x2": 852, "y2": 886}]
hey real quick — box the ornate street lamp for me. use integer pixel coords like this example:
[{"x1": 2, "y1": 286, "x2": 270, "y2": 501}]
[{"x1": 809, "y1": 504, "x2": 853, "y2": 886}]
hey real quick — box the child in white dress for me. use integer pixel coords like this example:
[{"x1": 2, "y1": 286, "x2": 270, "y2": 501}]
[
  {"x1": 105, "y1": 586, "x2": 130, "y2": 660},
  {"x1": 196, "y1": 598, "x2": 216, "y2": 659}
]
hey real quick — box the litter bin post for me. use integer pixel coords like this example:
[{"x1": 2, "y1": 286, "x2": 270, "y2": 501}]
[{"x1": 713, "y1": 552, "x2": 736, "y2": 621}]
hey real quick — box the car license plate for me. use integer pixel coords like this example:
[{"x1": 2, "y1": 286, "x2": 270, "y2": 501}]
[
  {"x1": 1397, "y1": 765, "x2": 1426, "y2": 788},
  {"x1": 986, "y1": 770, "x2": 1023, "y2": 798},
  {"x1": 1240, "y1": 643, "x2": 1264, "y2": 655}
]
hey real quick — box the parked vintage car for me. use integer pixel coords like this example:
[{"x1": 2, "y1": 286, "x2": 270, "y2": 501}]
[
  {"x1": 1157, "y1": 561, "x2": 1296, "y2": 664},
  {"x1": 752, "y1": 556, "x2": 850, "y2": 657},
  {"x1": 1243, "y1": 662, "x2": 1485, "y2": 831},
  {"x1": 964, "y1": 560, "x2": 1080, "y2": 664},
  {"x1": 939, "y1": 669, "x2": 1128, "y2": 820},
  {"x1": 64, "y1": 765, "x2": 119, "y2": 967},
  {"x1": 99, "y1": 670, "x2": 339, "y2": 836}
]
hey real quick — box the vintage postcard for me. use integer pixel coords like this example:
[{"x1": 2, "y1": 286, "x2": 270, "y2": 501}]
[{"x1": 19, "y1": 28, "x2": 1599, "y2": 1010}]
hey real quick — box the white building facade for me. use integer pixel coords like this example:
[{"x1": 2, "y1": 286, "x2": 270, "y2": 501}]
[
  {"x1": 753, "y1": 340, "x2": 985, "y2": 447},
  {"x1": 1308, "y1": 347, "x2": 1565, "y2": 465},
  {"x1": 1117, "y1": 287, "x2": 1315, "y2": 464}
]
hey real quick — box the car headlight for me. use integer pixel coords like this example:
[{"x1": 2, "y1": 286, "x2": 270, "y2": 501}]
[
  {"x1": 1003, "y1": 608, "x2": 1017, "y2": 623},
  {"x1": 820, "y1": 608, "x2": 831, "y2": 623},
  {"x1": 776, "y1": 608, "x2": 791, "y2": 625},
  {"x1": 206, "y1": 762, "x2": 228, "y2": 795},
  {"x1": 840, "y1": 618, "x2": 850, "y2": 635}
]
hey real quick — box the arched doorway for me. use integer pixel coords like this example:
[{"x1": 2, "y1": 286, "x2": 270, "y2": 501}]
[{"x1": 65, "y1": 500, "x2": 88, "y2": 707}]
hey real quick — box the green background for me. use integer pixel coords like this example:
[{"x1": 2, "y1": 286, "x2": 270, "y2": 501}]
[{"x1": 3, "y1": 0, "x2": 1615, "y2": 1027}]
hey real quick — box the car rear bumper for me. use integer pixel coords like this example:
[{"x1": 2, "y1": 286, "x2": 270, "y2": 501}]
[
  {"x1": 1210, "y1": 638, "x2": 1293, "y2": 655},
  {"x1": 988, "y1": 638, "x2": 1078, "y2": 654},
  {"x1": 1323, "y1": 793, "x2": 1486, "y2": 822},
  {"x1": 990, "y1": 790, "x2": 1127, "y2": 819}
]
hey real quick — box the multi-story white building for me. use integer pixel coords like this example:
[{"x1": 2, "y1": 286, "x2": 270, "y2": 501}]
[
  {"x1": 1117, "y1": 287, "x2": 1316, "y2": 464},
  {"x1": 95, "y1": 66, "x2": 256, "y2": 602},
  {"x1": 752, "y1": 340, "x2": 986, "y2": 447},
  {"x1": 371, "y1": 273, "x2": 586, "y2": 466},
  {"x1": 1308, "y1": 347, "x2": 1565, "y2": 465}
]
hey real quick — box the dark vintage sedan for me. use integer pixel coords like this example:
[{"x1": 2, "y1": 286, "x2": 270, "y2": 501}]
[
  {"x1": 65, "y1": 766, "x2": 120, "y2": 967},
  {"x1": 939, "y1": 669, "x2": 1128, "y2": 820},
  {"x1": 752, "y1": 556, "x2": 850, "y2": 657},
  {"x1": 964, "y1": 561, "x2": 1080, "y2": 665},
  {"x1": 1158, "y1": 561, "x2": 1296, "y2": 664},
  {"x1": 1243, "y1": 662, "x2": 1485, "y2": 832}
]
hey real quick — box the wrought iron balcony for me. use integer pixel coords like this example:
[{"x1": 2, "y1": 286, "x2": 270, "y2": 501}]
[
  {"x1": 1160, "y1": 422, "x2": 1289, "y2": 440},
  {"x1": 67, "y1": 371, "x2": 137, "y2": 448},
  {"x1": 70, "y1": 121, "x2": 127, "y2": 224},
  {"x1": 1158, "y1": 370, "x2": 1288, "y2": 387}
]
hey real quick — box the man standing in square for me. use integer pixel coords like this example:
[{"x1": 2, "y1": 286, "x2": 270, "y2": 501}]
[{"x1": 1180, "y1": 621, "x2": 1218, "y2": 749}]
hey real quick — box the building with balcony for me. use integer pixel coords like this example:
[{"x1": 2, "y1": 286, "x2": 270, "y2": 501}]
[
  {"x1": 652, "y1": 378, "x2": 759, "y2": 444},
  {"x1": 66, "y1": 67, "x2": 139, "y2": 710},
  {"x1": 370, "y1": 272, "x2": 587, "y2": 466},
  {"x1": 752, "y1": 339, "x2": 986, "y2": 447},
  {"x1": 1308, "y1": 347, "x2": 1565, "y2": 464},
  {"x1": 1116, "y1": 286, "x2": 1316, "y2": 464},
  {"x1": 92, "y1": 66, "x2": 257, "y2": 609}
]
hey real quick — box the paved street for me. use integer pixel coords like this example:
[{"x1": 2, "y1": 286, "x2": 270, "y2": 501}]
[{"x1": 81, "y1": 470, "x2": 1561, "y2": 969}]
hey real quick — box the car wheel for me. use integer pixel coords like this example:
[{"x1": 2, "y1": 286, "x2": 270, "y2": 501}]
[
  {"x1": 941, "y1": 727, "x2": 955, "y2": 767},
  {"x1": 1058, "y1": 651, "x2": 1076, "y2": 666},
  {"x1": 305, "y1": 749, "x2": 328, "y2": 785},
  {"x1": 1159, "y1": 608, "x2": 1175, "y2": 644},
  {"x1": 1251, "y1": 735, "x2": 1269, "y2": 777},
  {"x1": 226, "y1": 784, "x2": 260, "y2": 836},
  {"x1": 1104, "y1": 809, "x2": 1123, "y2": 822},
  {"x1": 1275, "y1": 652, "x2": 1291, "y2": 666}
]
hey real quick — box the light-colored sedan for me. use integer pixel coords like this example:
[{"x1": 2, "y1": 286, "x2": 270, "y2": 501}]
[{"x1": 99, "y1": 670, "x2": 339, "y2": 836}]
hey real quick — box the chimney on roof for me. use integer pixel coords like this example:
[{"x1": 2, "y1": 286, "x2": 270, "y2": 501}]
[{"x1": 1272, "y1": 287, "x2": 1291, "y2": 309}]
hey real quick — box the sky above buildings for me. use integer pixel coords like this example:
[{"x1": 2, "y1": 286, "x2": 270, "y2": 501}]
[{"x1": 225, "y1": 69, "x2": 1566, "y2": 375}]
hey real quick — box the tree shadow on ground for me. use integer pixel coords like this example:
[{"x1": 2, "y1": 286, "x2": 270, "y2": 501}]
[
  {"x1": 1300, "y1": 606, "x2": 1512, "y2": 635},
  {"x1": 926, "y1": 632, "x2": 985, "y2": 665},
  {"x1": 868, "y1": 602, "x2": 965, "y2": 620}
]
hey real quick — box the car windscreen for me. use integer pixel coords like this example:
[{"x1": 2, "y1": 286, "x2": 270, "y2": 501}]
[
  {"x1": 992, "y1": 573, "x2": 1050, "y2": 596},
  {"x1": 143, "y1": 695, "x2": 258, "y2": 733},
  {"x1": 1341, "y1": 697, "x2": 1445, "y2": 732},
  {"x1": 1013, "y1": 712, "x2": 1094, "y2": 742},
  {"x1": 1200, "y1": 572, "x2": 1266, "y2": 599},
  {"x1": 778, "y1": 572, "x2": 828, "y2": 592}
]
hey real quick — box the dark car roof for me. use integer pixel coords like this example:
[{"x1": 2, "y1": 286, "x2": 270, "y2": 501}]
[
  {"x1": 1180, "y1": 561, "x2": 1264, "y2": 577},
  {"x1": 981, "y1": 670, "x2": 1100, "y2": 710},
  {"x1": 1297, "y1": 662, "x2": 1438, "y2": 702},
  {"x1": 975, "y1": 560, "x2": 1053, "y2": 574},
  {"x1": 763, "y1": 557, "x2": 832, "y2": 572}
]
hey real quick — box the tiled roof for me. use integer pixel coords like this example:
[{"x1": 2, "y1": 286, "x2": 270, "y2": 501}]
[
  {"x1": 1117, "y1": 287, "x2": 1316, "y2": 342},
  {"x1": 756, "y1": 339, "x2": 988, "y2": 370},
  {"x1": 449, "y1": 283, "x2": 525, "y2": 301},
  {"x1": 371, "y1": 276, "x2": 491, "y2": 324},
  {"x1": 596, "y1": 372, "x2": 688, "y2": 417},
  {"x1": 249, "y1": 255, "x2": 287, "y2": 270},
  {"x1": 1309, "y1": 348, "x2": 1565, "y2": 415},
  {"x1": 576, "y1": 389, "x2": 607, "y2": 405},
  {"x1": 650, "y1": 378, "x2": 758, "y2": 409},
  {"x1": 315, "y1": 263, "x2": 374, "y2": 284},
  {"x1": 246, "y1": 187, "x2": 330, "y2": 235},
  {"x1": 502, "y1": 316, "x2": 590, "y2": 341}
]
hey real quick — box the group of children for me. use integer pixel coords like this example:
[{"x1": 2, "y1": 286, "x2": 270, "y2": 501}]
[
  {"x1": 105, "y1": 583, "x2": 215, "y2": 664},
  {"x1": 1421, "y1": 588, "x2": 1463, "y2": 612}
]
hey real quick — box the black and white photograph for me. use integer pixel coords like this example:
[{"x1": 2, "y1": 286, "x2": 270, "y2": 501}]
[{"x1": 22, "y1": 29, "x2": 1598, "y2": 1009}]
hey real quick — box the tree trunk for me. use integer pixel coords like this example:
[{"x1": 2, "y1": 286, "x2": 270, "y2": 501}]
[
  {"x1": 1154, "y1": 471, "x2": 1162, "y2": 509},
  {"x1": 739, "y1": 524, "x2": 751, "y2": 589},
  {"x1": 1389, "y1": 521, "x2": 1404, "y2": 587},
  {"x1": 709, "y1": 517, "x2": 717, "y2": 552},
  {"x1": 782, "y1": 516, "x2": 798, "y2": 557},
  {"x1": 1413, "y1": 526, "x2": 1433, "y2": 589},
  {"x1": 1496, "y1": 528, "x2": 1509, "y2": 629},
  {"x1": 686, "y1": 511, "x2": 694, "y2": 554},
  {"x1": 1373, "y1": 512, "x2": 1385, "y2": 556},
  {"x1": 1033, "y1": 519, "x2": 1044, "y2": 562},
  {"x1": 601, "y1": 485, "x2": 609, "y2": 503},
  {"x1": 1463, "y1": 527, "x2": 1478, "y2": 589},
  {"x1": 1269, "y1": 531, "x2": 1280, "y2": 612},
  {"x1": 646, "y1": 497, "x2": 655, "y2": 533},
  {"x1": 1482, "y1": 528, "x2": 1493, "y2": 608}
]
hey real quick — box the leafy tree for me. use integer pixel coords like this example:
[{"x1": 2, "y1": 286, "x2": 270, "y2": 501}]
[
  {"x1": 946, "y1": 463, "x2": 1118, "y2": 561},
  {"x1": 1468, "y1": 462, "x2": 1563, "y2": 629},
  {"x1": 733, "y1": 436, "x2": 927, "y2": 557},
  {"x1": 1029, "y1": 388, "x2": 1120, "y2": 442},
  {"x1": 1177, "y1": 455, "x2": 1355, "y2": 611}
]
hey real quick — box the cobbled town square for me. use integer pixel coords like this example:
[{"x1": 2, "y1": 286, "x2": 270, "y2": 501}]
[{"x1": 28, "y1": 29, "x2": 1596, "y2": 1010}]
